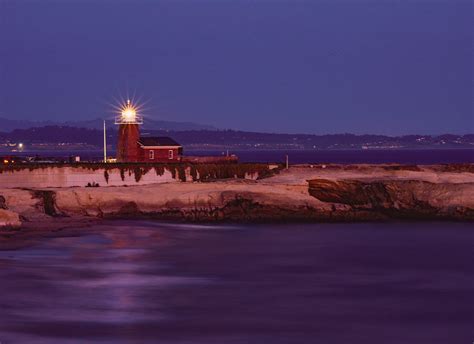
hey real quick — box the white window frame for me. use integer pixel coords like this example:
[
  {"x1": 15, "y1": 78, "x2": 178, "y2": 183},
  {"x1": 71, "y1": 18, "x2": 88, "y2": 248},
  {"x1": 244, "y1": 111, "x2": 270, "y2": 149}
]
[
  {"x1": 149, "y1": 150, "x2": 155, "y2": 160},
  {"x1": 168, "y1": 149, "x2": 174, "y2": 160}
]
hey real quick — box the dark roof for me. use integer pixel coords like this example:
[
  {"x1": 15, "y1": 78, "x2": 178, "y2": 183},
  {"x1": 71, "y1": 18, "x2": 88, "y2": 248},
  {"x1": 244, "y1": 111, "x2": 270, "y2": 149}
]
[{"x1": 138, "y1": 136, "x2": 181, "y2": 147}]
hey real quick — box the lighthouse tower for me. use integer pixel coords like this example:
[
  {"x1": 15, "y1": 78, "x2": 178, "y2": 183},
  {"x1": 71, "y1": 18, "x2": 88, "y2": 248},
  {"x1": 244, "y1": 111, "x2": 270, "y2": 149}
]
[{"x1": 115, "y1": 99, "x2": 143, "y2": 162}]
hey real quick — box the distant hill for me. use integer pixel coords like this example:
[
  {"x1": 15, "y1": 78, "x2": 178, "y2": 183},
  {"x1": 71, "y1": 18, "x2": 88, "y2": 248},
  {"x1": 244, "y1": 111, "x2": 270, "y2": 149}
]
[
  {"x1": 0, "y1": 118, "x2": 58, "y2": 132},
  {"x1": 1, "y1": 126, "x2": 473, "y2": 150},
  {"x1": 0, "y1": 117, "x2": 216, "y2": 132}
]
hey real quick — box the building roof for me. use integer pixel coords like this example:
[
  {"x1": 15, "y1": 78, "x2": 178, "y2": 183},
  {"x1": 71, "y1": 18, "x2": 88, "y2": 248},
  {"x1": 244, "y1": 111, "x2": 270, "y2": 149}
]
[{"x1": 138, "y1": 136, "x2": 181, "y2": 147}]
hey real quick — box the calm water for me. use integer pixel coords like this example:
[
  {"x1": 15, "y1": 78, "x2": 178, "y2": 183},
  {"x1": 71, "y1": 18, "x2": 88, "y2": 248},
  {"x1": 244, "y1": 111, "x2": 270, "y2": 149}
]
[
  {"x1": 8, "y1": 149, "x2": 474, "y2": 164},
  {"x1": 0, "y1": 221, "x2": 472, "y2": 344},
  {"x1": 193, "y1": 149, "x2": 474, "y2": 165}
]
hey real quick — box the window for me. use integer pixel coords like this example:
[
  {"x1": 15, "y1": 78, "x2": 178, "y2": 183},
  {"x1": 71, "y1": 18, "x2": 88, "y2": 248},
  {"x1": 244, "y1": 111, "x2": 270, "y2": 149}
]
[
  {"x1": 149, "y1": 150, "x2": 154, "y2": 160},
  {"x1": 168, "y1": 149, "x2": 174, "y2": 160}
]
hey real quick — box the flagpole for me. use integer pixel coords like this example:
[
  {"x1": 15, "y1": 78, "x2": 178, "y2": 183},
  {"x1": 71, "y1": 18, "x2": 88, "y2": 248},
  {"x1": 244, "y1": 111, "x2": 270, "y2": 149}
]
[{"x1": 103, "y1": 120, "x2": 107, "y2": 163}]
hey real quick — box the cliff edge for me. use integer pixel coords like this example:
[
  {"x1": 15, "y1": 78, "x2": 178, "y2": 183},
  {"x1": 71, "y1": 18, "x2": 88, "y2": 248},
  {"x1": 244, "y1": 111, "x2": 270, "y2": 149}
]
[{"x1": 0, "y1": 164, "x2": 473, "y2": 229}]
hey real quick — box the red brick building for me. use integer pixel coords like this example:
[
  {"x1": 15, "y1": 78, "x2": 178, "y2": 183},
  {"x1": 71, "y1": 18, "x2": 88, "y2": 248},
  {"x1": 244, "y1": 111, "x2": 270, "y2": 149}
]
[
  {"x1": 115, "y1": 100, "x2": 183, "y2": 162},
  {"x1": 137, "y1": 137, "x2": 183, "y2": 162}
]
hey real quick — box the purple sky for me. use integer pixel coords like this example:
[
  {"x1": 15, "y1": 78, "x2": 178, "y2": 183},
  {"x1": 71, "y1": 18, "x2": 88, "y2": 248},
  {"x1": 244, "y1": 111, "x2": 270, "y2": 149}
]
[{"x1": 0, "y1": 0, "x2": 472, "y2": 135}]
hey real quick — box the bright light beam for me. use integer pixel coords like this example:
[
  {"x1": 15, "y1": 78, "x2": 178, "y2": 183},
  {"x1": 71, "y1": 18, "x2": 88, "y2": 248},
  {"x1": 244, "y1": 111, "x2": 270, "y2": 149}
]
[{"x1": 121, "y1": 99, "x2": 137, "y2": 122}]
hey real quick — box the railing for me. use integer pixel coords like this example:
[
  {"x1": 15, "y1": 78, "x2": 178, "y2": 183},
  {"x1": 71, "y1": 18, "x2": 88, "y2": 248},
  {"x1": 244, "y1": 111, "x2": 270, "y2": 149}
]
[{"x1": 115, "y1": 114, "x2": 143, "y2": 125}]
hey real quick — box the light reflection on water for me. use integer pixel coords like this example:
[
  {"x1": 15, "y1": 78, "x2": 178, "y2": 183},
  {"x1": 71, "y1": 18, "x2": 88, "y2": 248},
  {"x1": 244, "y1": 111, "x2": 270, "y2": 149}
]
[{"x1": 0, "y1": 221, "x2": 473, "y2": 344}]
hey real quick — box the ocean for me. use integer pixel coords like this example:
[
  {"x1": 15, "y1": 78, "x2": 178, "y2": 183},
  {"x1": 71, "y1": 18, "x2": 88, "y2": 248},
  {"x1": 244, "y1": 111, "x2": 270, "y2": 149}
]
[
  {"x1": 6, "y1": 148, "x2": 474, "y2": 164},
  {"x1": 0, "y1": 221, "x2": 472, "y2": 343}
]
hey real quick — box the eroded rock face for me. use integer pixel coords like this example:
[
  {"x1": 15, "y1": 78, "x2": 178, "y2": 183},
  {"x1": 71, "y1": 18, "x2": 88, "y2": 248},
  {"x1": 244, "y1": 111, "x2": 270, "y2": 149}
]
[
  {"x1": 51, "y1": 183, "x2": 335, "y2": 222},
  {"x1": 1, "y1": 165, "x2": 473, "y2": 227},
  {"x1": 0, "y1": 209, "x2": 21, "y2": 229},
  {"x1": 308, "y1": 179, "x2": 474, "y2": 220},
  {"x1": 0, "y1": 195, "x2": 6, "y2": 209}
]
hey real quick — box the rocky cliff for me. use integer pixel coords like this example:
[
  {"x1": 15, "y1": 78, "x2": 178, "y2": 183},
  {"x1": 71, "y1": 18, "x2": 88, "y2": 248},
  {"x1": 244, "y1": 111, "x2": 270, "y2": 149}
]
[
  {"x1": 308, "y1": 179, "x2": 474, "y2": 220},
  {"x1": 0, "y1": 164, "x2": 472, "y2": 229}
]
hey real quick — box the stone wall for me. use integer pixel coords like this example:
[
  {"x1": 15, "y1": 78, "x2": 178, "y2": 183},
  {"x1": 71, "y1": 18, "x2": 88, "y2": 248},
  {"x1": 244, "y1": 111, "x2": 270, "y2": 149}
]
[
  {"x1": 0, "y1": 166, "x2": 176, "y2": 188},
  {"x1": 0, "y1": 163, "x2": 271, "y2": 189}
]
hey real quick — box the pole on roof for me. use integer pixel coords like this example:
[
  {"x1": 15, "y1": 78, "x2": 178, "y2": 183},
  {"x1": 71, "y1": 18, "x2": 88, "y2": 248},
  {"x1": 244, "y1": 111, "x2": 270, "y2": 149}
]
[
  {"x1": 103, "y1": 120, "x2": 107, "y2": 163},
  {"x1": 285, "y1": 154, "x2": 289, "y2": 169}
]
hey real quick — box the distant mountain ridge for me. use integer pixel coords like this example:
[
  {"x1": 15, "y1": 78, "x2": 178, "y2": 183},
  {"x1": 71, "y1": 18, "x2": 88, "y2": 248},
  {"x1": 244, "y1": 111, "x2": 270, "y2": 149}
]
[
  {"x1": 0, "y1": 117, "x2": 216, "y2": 132},
  {"x1": 0, "y1": 125, "x2": 472, "y2": 150}
]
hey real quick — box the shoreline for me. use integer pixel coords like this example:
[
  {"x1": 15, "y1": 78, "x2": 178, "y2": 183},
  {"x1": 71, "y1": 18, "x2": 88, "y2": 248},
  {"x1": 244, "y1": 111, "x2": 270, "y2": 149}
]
[
  {"x1": 0, "y1": 217, "x2": 100, "y2": 250},
  {"x1": 1, "y1": 164, "x2": 473, "y2": 245}
]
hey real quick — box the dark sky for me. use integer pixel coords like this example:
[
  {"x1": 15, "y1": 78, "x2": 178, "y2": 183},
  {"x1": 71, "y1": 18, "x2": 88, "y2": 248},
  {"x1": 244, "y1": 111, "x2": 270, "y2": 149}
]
[{"x1": 0, "y1": 0, "x2": 472, "y2": 135}]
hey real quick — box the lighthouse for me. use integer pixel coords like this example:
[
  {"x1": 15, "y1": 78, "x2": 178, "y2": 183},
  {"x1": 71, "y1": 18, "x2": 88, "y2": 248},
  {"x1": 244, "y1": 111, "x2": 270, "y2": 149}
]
[
  {"x1": 115, "y1": 99, "x2": 143, "y2": 162},
  {"x1": 114, "y1": 98, "x2": 183, "y2": 163}
]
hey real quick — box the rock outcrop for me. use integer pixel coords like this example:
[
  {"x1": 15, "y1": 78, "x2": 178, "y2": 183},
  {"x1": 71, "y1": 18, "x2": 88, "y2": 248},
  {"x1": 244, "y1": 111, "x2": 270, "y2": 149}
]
[
  {"x1": 51, "y1": 182, "x2": 338, "y2": 222},
  {"x1": 0, "y1": 164, "x2": 473, "y2": 229},
  {"x1": 308, "y1": 179, "x2": 474, "y2": 220},
  {"x1": 0, "y1": 209, "x2": 21, "y2": 229}
]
